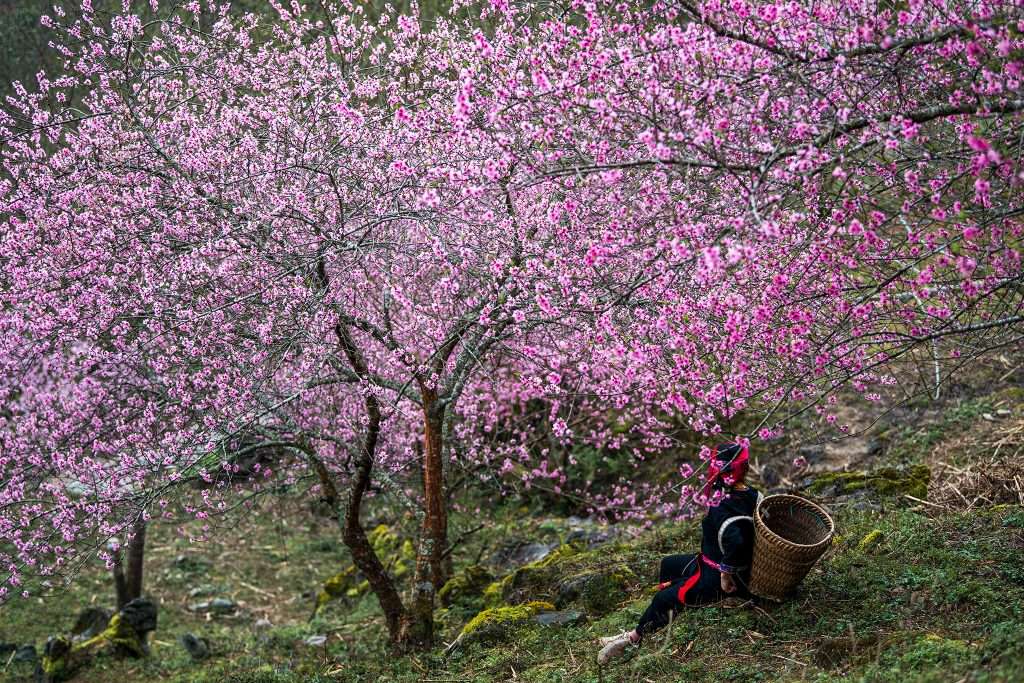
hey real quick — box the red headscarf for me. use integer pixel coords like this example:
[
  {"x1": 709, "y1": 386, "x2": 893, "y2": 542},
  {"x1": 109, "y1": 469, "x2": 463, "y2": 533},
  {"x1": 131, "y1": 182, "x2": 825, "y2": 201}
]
[{"x1": 702, "y1": 442, "x2": 750, "y2": 499}]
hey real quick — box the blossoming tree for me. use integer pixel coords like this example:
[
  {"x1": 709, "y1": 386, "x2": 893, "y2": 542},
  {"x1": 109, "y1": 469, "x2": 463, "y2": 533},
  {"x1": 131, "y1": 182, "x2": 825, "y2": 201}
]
[
  {"x1": 417, "y1": 0, "x2": 1024, "y2": 521},
  {"x1": 1, "y1": 0, "x2": 1022, "y2": 648}
]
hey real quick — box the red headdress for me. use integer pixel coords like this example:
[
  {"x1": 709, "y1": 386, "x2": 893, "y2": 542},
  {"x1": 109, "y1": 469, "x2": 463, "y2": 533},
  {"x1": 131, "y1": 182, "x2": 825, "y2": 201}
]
[{"x1": 702, "y1": 442, "x2": 750, "y2": 499}]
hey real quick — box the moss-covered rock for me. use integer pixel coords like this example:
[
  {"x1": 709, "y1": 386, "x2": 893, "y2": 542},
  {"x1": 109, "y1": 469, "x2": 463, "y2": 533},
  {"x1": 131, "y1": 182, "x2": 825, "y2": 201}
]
[
  {"x1": 479, "y1": 540, "x2": 640, "y2": 618},
  {"x1": 438, "y1": 564, "x2": 494, "y2": 609},
  {"x1": 76, "y1": 613, "x2": 148, "y2": 657},
  {"x1": 458, "y1": 601, "x2": 556, "y2": 643},
  {"x1": 40, "y1": 636, "x2": 72, "y2": 683},
  {"x1": 484, "y1": 543, "x2": 580, "y2": 606},
  {"x1": 808, "y1": 465, "x2": 930, "y2": 499},
  {"x1": 481, "y1": 577, "x2": 509, "y2": 609},
  {"x1": 857, "y1": 529, "x2": 885, "y2": 553},
  {"x1": 39, "y1": 601, "x2": 155, "y2": 683},
  {"x1": 555, "y1": 567, "x2": 636, "y2": 614},
  {"x1": 314, "y1": 524, "x2": 415, "y2": 614},
  {"x1": 314, "y1": 566, "x2": 358, "y2": 612}
]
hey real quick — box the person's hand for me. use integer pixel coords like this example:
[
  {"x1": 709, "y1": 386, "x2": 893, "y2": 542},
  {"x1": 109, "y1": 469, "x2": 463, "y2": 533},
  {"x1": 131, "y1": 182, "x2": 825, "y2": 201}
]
[{"x1": 720, "y1": 572, "x2": 737, "y2": 594}]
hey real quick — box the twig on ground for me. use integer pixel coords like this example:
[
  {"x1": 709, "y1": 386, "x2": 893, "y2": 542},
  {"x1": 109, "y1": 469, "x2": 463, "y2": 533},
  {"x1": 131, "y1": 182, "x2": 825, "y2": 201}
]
[
  {"x1": 771, "y1": 653, "x2": 809, "y2": 666},
  {"x1": 997, "y1": 365, "x2": 1020, "y2": 383},
  {"x1": 904, "y1": 494, "x2": 946, "y2": 509},
  {"x1": 239, "y1": 580, "x2": 275, "y2": 598}
]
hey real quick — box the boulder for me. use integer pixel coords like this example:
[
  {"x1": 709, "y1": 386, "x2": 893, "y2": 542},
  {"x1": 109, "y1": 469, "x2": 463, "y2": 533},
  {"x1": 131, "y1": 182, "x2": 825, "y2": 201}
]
[
  {"x1": 438, "y1": 565, "x2": 494, "y2": 609},
  {"x1": 179, "y1": 633, "x2": 210, "y2": 661},
  {"x1": 483, "y1": 544, "x2": 579, "y2": 607},
  {"x1": 312, "y1": 566, "x2": 357, "y2": 613},
  {"x1": 39, "y1": 598, "x2": 157, "y2": 682},
  {"x1": 795, "y1": 444, "x2": 826, "y2": 464},
  {"x1": 188, "y1": 597, "x2": 237, "y2": 615},
  {"x1": 456, "y1": 601, "x2": 556, "y2": 645},
  {"x1": 857, "y1": 529, "x2": 885, "y2": 553},
  {"x1": 759, "y1": 463, "x2": 782, "y2": 488},
  {"x1": 564, "y1": 517, "x2": 619, "y2": 549},
  {"x1": 39, "y1": 637, "x2": 72, "y2": 682},
  {"x1": 489, "y1": 541, "x2": 559, "y2": 570},
  {"x1": 565, "y1": 527, "x2": 618, "y2": 549},
  {"x1": 534, "y1": 610, "x2": 585, "y2": 627},
  {"x1": 808, "y1": 465, "x2": 930, "y2": 500},
  {"x1": 483, "y1": 543, "x2": 636, "y2": 616},
  {"x1": 120, "y1": 598, "x2": 158, "y2": 640},
  {"x1": 554, "y1": 568, "x2": 634, "y2": 615},
  {"x1": 187, "y1": 584, "x2": 221, "y2": 598},
  {"x1": 70, "y1": 608, "x2": 113, "y2": 642},
  {"x1": 14, "y1": 644, "x2": 37, "y2": 663},
  {"x1": 313, "y1": 525, "x2": 414, "y2": 615}
]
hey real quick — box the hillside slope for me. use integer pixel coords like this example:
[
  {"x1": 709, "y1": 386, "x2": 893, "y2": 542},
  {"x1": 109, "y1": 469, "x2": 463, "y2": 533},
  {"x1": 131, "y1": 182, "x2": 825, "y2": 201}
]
[{"x1": 2, "y1": 380, "x2": 1022, "y2": 683}]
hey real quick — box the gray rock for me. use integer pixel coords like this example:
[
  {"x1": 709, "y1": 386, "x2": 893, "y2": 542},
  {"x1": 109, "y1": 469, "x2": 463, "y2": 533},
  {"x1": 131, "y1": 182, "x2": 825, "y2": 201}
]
[
  {"x1": 188, "y1": 597, "x2": 237, "y2": 615},
  {"x1": 759, "y1": 464, "x2": 781, "y2": 488},
  {"x1": 534, "y1": 610, "x2": 585, "y2": 626},
  {"x1": 211, "y1": 597, "x2": 237, "y2": 613},
  {"x1": 491, "y1": 541, "x2": 558, "y2": 569},
  {"x1": 304, "y1": 635, "x2": 327, "y2": 647},
  {"x1": 555, "y1": 575, "x2": 588, "y2": 605},
  {"x1": 566, "y1": 527, "x2": 617, "y2": 549},
  {"x1": 554, "y1": 571, "x2": 631, "y2": 614},
  {"x1": 70, "y1": 607, "x2": 113, "y2": 641},
  {"x1": 121, "y1": 598, "x2": 158, "y2": 636},
  {"x1": 253, "y1": 618, "x2": 273, "y2": 642},
  {"x1": 179, "y1": 633, "x2": 210, "y2": 660},
  {"x1": 13, "y1": 644, "x2": 37, "y2": 663},
  {"x1": 796, "y1": 444, "x2": 826, "y2": 464},
  {"x1": 188, "y1": 584, "x2": 221, "y2": 598}
]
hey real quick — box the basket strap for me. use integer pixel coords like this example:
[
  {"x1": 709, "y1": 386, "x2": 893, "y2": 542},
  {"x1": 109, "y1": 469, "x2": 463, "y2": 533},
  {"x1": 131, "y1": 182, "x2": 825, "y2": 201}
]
[
  {"x1": 717, "y1": 493, "x2": 763, "y2": 565},
  {"x1": 717, "y1": 515, "x2": 753, "y2": 564}
]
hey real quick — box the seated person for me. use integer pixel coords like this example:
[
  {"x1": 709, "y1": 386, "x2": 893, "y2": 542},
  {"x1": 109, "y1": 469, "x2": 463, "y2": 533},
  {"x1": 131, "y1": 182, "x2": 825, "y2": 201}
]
[{"x1": 597, "y1": 442, "x2": 760, "y2": 665}]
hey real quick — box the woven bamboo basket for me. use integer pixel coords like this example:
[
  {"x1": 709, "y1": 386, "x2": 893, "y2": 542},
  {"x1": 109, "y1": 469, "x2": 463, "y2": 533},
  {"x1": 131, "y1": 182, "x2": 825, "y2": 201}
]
[{"x1": 749, "y1": 494, "x2": 834, "y2": 601}]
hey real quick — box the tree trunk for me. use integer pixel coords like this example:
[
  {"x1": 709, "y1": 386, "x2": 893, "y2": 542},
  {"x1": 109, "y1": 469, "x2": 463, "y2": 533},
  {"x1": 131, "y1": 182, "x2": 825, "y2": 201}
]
[
  {"x1": 111, "y1": 545, "x2": 129, "y2": 610},
  {"x1": 421, "y1": 389, "x2": 448, "y2": 589},
  {"x1": 339, "y1": 453, "x2": 410, "y2": 644},
  {"x1": 333, "y1": 321, "x2": 415, "y2": 646},
  {"x1": 408, "y1": 387, "x2": 449, "y2": 646},
  {"x1": 125, "y1": 518, "x2": 146, "y2": 601}
]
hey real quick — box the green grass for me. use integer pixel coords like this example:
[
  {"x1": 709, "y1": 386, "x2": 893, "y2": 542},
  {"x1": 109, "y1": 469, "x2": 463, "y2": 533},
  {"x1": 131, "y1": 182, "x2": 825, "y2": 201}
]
[
  {"x1": 424, "y1": 505, "x2": 1024, "y2": 683},
  {"x1": 10, "y1": 502, "x2": 1018, "y2": 682},
  {"x1": 3, "y1": 379, "x2": 1023, "y2": 682}
]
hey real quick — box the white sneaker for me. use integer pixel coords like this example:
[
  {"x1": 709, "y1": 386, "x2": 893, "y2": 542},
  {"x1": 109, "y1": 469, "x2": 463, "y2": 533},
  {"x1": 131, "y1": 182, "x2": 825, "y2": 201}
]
[
  {"x1": 598, "y1": 630, "x2": 633, "y2": 647},
  {"x1": 597, "y1": 633, "x2": 636, "y2": 665}
]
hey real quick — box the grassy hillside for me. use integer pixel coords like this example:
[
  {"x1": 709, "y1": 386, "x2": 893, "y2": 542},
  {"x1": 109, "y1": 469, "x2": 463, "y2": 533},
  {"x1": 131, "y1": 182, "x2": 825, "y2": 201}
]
[{"x1": 2, "y1": 371, "x2": 1022, "y2": 682}]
